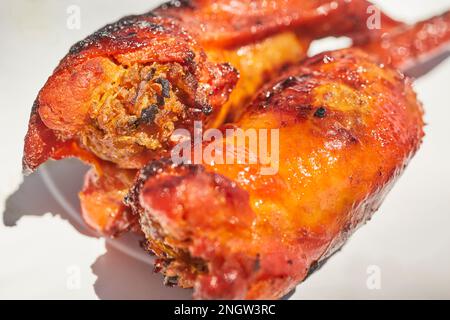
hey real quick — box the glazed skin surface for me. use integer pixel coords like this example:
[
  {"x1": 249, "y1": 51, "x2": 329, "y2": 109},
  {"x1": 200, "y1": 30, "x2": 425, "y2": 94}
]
[
  {"x1": 23, "y1": 0, "x2": 395, "y2": 234},
  {"x1": 20, "y1": 0, "x2": 448, "y2": 298},
  {"x1": 157, "y1": 0, "x2": 401, "y2": 47},
  {"x1": 79, "y1": 162, "x2": 140, "y2": 235},
  {"x1": 23, "y1": 0, "x2": 402, "y2": 171},
  {"x1": 23, "y1": 18, "x2": 238, "y2": 171},
  {"x1": 128, "y1": 49, "x2": 424, "y2": 299}
]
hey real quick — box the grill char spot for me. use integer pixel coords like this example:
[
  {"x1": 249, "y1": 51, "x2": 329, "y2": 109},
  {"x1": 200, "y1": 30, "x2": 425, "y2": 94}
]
[
  {"x1": 314, "y1": 107, "x2": 327, "y2": 118},
  {"x1": 140, "y1": 104, "x2": 160, "y2": 123}
]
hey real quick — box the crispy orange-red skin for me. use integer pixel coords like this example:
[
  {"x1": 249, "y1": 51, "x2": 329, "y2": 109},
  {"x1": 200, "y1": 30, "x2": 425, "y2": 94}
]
[
  {"x1": 79, "y1": 162, "x2": 140, "y2": 236},
  {"x1": 131, "y1": 49, "x2": 424, "y2": 299},
  {"x1": 157, "y1": 0, "x2": 401, "y2": 47},
  {"x1": 23, "y1": 0, "x2": 397, "y2": 235},
  {"x1": 24, "y1": 0, "x2": 400, "y2": 172},
  {"x1": 23, "y1": 1, "x2": 447, "y2": 172},
  {"x1": 21, "y1": 2, "x2": 447, "y2": 250}
]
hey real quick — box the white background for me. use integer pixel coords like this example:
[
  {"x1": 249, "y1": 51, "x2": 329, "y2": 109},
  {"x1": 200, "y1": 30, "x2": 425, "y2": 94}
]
[{"x1": 0, "y1": 0, "x2": 449, "y2": 299}]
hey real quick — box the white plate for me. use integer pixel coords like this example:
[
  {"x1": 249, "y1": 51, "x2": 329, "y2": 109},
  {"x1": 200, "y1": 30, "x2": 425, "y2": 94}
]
[{"x1": 1, "y1": 0, "x2": 450, "y2": 299}]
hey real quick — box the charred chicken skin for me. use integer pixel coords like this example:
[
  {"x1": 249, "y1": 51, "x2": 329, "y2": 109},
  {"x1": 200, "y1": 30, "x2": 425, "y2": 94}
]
[
  {"x1": 23, "y1": 0, "x2": 408, "y2": 235},
  {"x1": 21, "y1": 0, "x2": 449, "y2": 299},
  {"x1": 24, "y1": 0, "x2": 405, "y2": 171}
]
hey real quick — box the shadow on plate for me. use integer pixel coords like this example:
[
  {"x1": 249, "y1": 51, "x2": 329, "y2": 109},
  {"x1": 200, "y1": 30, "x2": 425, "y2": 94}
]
[
  {"x1": 2, "y1": 158, "x2": 192, "y2": 300},
  {"x1": 3, "y1": 159, "x2": 95, "y2": 236},
  {"x1": 406, "y1": 50, "x2": 450, "y2": 78},
  {"x1": 3, "y1": 159, "x2": 296, "y2": 300},
  {"x1": 93, "y1": 243, "x2": 192, "y2": 300}
]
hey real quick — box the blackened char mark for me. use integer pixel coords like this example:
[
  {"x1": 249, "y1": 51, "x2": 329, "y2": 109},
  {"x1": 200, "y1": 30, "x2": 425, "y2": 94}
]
[
  {"x1": 314, "y1": 107, "x2": 327, "y2": 118},
  {"x1": 259, "y1": 76, "x2": 299, "y2": 109},
  {"x1": 125, "y1": 159, "x2": 170, "y2": 212},
  {"x1": 255, "y1": 74, "x2": 314, "y2": 110},
  {"x1": 201, "y1": 105, "x2": 213, "y2": 115},
  {"x1": 68, "y1": 13, "x2": 161, "y2": 56},
  {"x1": 155, "y1": 78, "x2": 171, "y2": 98},
  {"x1": 140, "y1": 104, "x2": 160, "y2": 124}
]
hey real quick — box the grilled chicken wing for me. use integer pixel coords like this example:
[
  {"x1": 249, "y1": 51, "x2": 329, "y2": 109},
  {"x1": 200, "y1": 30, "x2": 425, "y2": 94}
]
[
  {"x1": 127, "y1": 48, "x2": 425, "y2": 299},
  {"x1": 23, "y1": 0, "x2": 402, "y2": 235},
  {"x1": 24, "y1": 0, "x2": 402, "y2": 171},
  {"x1": 90, "y1": 5, "x2": 448, "y2": 236},
  {"x1": 20, "y1": 0, "x2": 447, "y2": 285}
]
